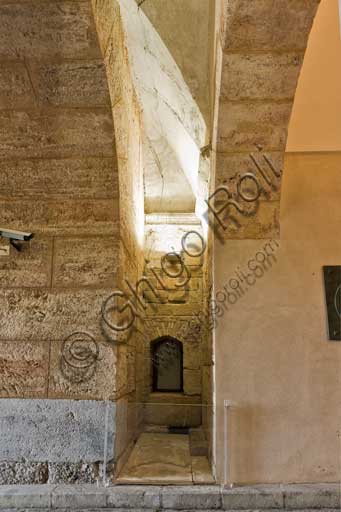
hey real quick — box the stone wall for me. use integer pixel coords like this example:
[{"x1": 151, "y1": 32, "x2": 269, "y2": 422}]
[
  {"x1": 0, "y1": 0, "x2": 123, "y2": 483},
  {"x1": 216, "y1": 0, "x2": 320, "y2": 239},
  {"x1": 92, "y1": 0, "x2": 146, "y2": 476},
  {"x1": 142, "y1": 216, "x2": 207, "y2": 430}
]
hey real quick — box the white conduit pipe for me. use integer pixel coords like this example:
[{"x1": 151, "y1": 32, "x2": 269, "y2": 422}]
[{"x1": 224, "y1": 400, "x2": 234, "y2": 488}]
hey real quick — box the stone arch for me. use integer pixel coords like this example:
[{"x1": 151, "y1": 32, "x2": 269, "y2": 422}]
[{"x1": 215, "y1": 0, "x2": 321, "y2": 240}]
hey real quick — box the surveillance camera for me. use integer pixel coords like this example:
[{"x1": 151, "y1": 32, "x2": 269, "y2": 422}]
[{"x1": 0, "y1": 228, "x2": 34, "y2": 252}]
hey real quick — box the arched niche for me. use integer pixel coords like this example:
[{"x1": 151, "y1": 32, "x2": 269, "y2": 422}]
[{"x1": 151, "y1": 336, "x2": 183, "y2": 393}]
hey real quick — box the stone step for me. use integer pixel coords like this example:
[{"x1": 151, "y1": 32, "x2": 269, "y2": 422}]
[
  {"x1": 189, "y1": 428, "x2": 208, "y2": 456},
  {"x1": 0, "y1": 483, "x2": 340, "y2": 510}
]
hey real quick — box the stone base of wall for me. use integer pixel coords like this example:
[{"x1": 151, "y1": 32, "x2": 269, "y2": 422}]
[
  {"x1": 0, "y1": 483, "x2": 340, "y2": 510},
  {"x1": 0, "y1": 399, "x2": 116, "y2": 485}
]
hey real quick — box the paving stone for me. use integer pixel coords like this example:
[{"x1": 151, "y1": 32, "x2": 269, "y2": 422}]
[
  {"x1": 52, "y1": 485, "x2": 107, "y2": 508},
  {"x1": 189, "y1": 429, "x2": 208, "y2": 457},
  {"x1": 162, "y1": 486, "x2": 221, "y2": 510},
  {"x1": 107, "y1": 485, "x2": 161, "y2": 508},
  {"x1": 191, "y1": 457, "x2": 215, "y2": 485},
  {"x1": 222, "y1": 485, "x2": 284, "y2": 509},
  {"x1": 0, "y1": 484, "x2": 52, "y2": 508},
  {"x1": 284, "y1": 483, "x2": 341, "y2": 509}
]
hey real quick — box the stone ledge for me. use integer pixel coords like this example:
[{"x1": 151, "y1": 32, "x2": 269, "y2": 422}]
[{"x1": 0, "y1": 484, "x2": 340, "y2": 510}]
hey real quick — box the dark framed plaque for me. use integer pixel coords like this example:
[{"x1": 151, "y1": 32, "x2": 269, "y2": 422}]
[{"x1": 323, "y1": 266, "x2": 341, "y2": 341}]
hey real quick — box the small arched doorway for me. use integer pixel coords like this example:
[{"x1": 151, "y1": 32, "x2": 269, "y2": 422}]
[{"x1": 151, "y1": 336, "x2": 183, "y2": 392}]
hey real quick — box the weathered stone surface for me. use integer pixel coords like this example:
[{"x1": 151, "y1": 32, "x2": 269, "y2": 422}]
[
  {"x1": 0, "y1": 340, "x2": 49, "y2": 398},
  {"x1": 0, "y1": 2, "x2": 101, "y2": 60},
  {"x1": 217, "y1": 200, "x2": 280, "y2": 240},
  {"x1": 48, "y1": 340, "x2": 117, "y2": 401},
  {"x1": 29, "y1": 61, "x2": 111, "y2": 107},
  {"x1": 183, "y1": 341, "x2": 202, "y2": 370},
  {"x1": 0, "y1": 288, "x2": 117, "y2": 342},
  {"x1": 107, "y1": 485, "x2": 161, "y2": 508},
  {"x1": 0, "y1": 462, "x2": 48, "y2": 485},
  {"x1": 48, "y1": 462, "x2": 99, "y2": 484},
  {"x1": 184, "y1": 369, "x2": 202, "y2": 396},
  {"x1": 222, "y1": 0, "x2": 320, "y2": 52},
  {"x1": 144, "y1": 396, "x2": 202, "y2": 427},
  {"x1": 162, "y1": 486, "x2": 221, "y2": 509},
  {"x1": 0, "y1": 157, "x2": 118, "y2": 200},
  {"x1": 284, "y1": 484, "x2": 341, "y2": 509},
  {"x1": 117, "y1": 433, "x2": 192, "y2": 485},
  {"x1": 92, "y1": 0, "x2": 116, "y2": 56},
  {"x1": 189, "y1": 429, "x2": 208, "y2": 457},
  {"x1": 221, "y1": 53, "x2": 304, "y2": 101},
  {"x1": 0, "y1": 199, "x2": 118, "y2": 236},
  {"x1": 0, "y1": 399, "x2": 115, "y2": 462},
  {"x1": 0, "y1": 484, "x2": 51, "y2": 508},
  {"x1": 191, "y1": 456, "x2": 215, "y2": 484},
  {"x1": 52, "y1": 485, "x2": 107, "y2": 509},
  {"x1": 215, "y1": 152, "x2": 283, "y2": 202},
  {"x1": 0, "y1": 62, "x2": 34, "y2": 109},
  {"x1": 53, "y1": 236, "x2": 119, "y2": 287},
  {"x1": 222, "y1": 485, "x2": 283, "y2": 509},
  {"x1": 0, "y1": 109, "x2": 115, "y2": 160},
  {"x1": 218, "y1": 102, "x2": 292, "y2": 152},
  {"x1": 0, "y1": 483, "x2": 341, "y2": 509},
  {"x1": 147, "y1": 304, "x2": 201, "y2": 317},
  {"x1": 0, "y1": 237, "x2": 52, "y2": 287}
]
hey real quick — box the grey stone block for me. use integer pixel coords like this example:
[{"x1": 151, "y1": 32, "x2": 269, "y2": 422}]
[
  {"x1": 222, "y1": 485, "x2": 284, "y2": 509},
  {"x1": 162, "y1": 486, "x2": 221, "y2": 510},
  {"x1": 51, "y1": 485, "x2": 107, "y2": 509},
  {"x1": 284, "y1": 484, "x2": 341, "y2": 509},
  {"x1": 0, "y1": 484, "x2": 52, "y2": 508},
  {"x1": 0, "y1": 462, "x2": 48, "y2": 485},
  {"x1": 107, "y1": 486, "x2": 161, "y2": 508},
  {"x1": 0, "y1": 399, "x2": 115, "y2": 463},
  {"x1": 47, "y1": 463, "x2": 99, "y2": 484}
]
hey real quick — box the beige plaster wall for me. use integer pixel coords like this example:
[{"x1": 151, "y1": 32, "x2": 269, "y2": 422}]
[
  {"x1": 287, "y1": 0, "x2": 341, "y2": 152},
  {"x1": 214, "y1": 152, "x2": 341, "y2": 484}
]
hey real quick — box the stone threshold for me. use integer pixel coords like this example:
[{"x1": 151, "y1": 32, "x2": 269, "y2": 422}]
[{"x1": 0, "y1": 483, "x2": 341, "y2": 510}]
